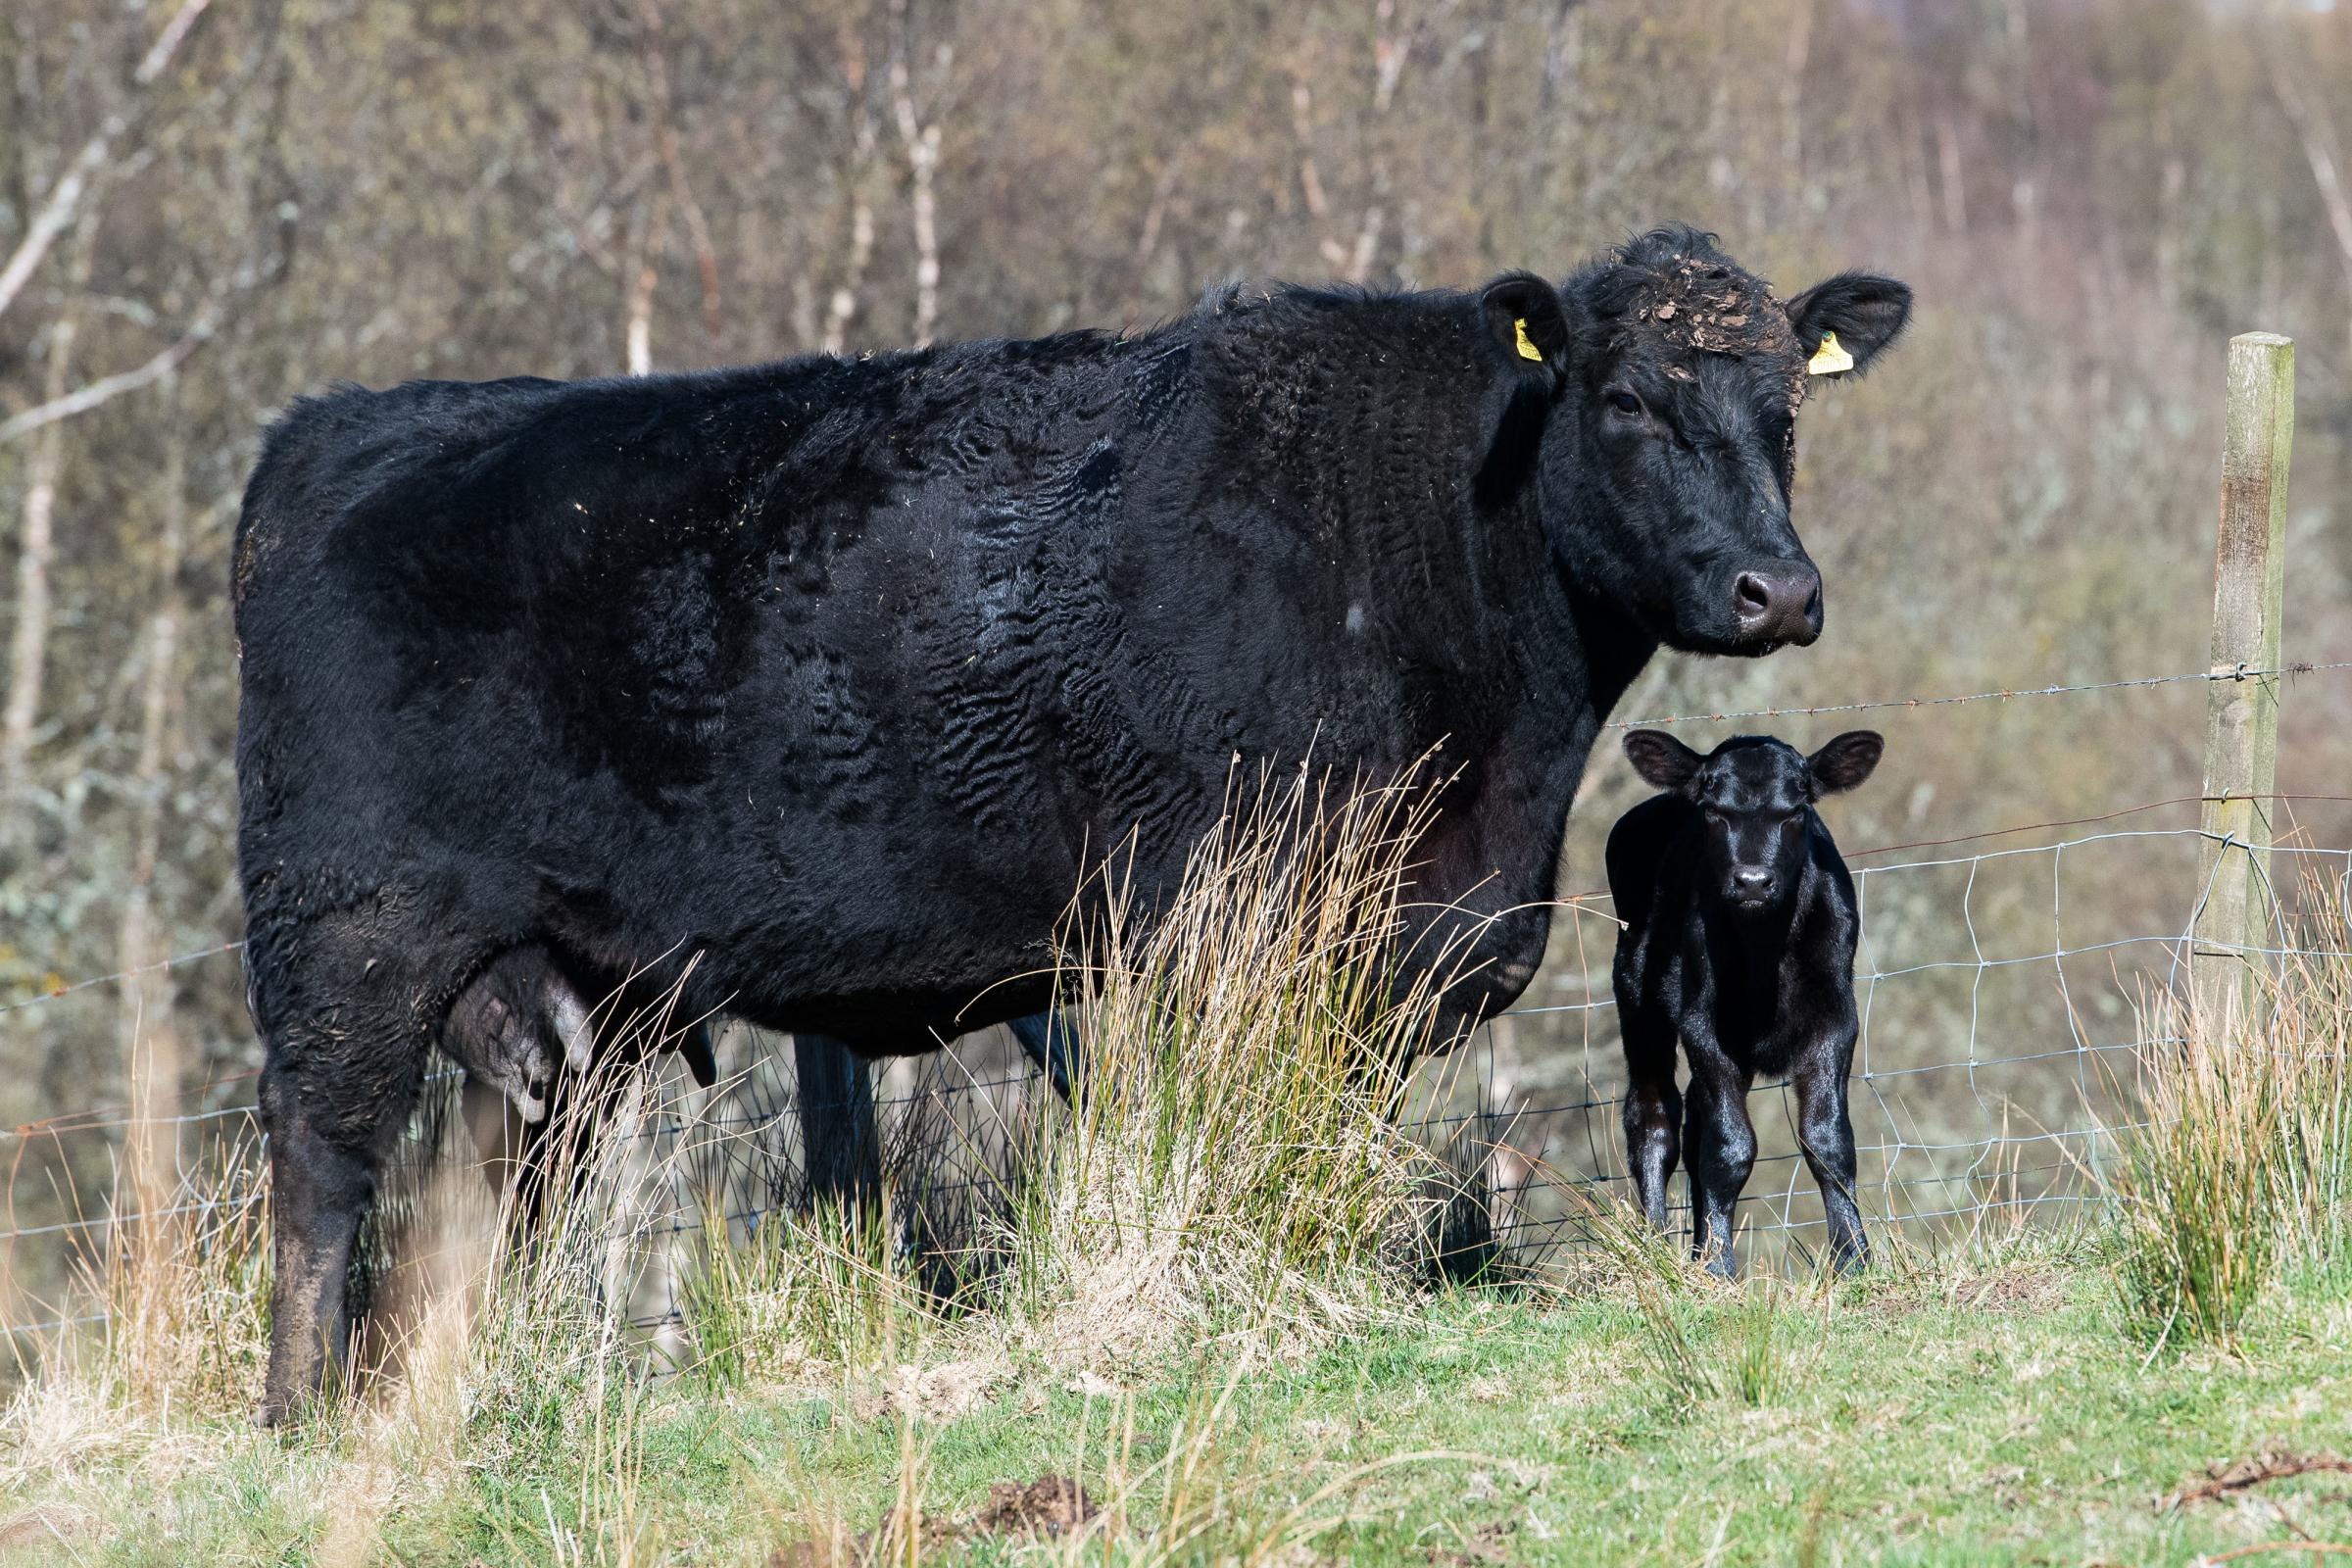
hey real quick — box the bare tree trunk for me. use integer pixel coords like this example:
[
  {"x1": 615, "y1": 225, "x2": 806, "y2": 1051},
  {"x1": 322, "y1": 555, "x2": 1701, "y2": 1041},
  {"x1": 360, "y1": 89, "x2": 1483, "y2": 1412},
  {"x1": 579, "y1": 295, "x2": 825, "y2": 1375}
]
[
  {"x1": 820, "y1": 174, "x2": 876, "y2": 356},
  {"x1": 2155, "y1": 140, "x2": 2184, "y2": 311},
  {"x1": 2267, "y1": 47, "x2": 2352, "y2": 368},
  {"x1": 1893, "y1": 93, "x2": 1935, "y2": 236},
  {"x1": 2, "y1": 214, "x2": 98, "y2": 810},
  {"x1": 623, "y1": 191, "x2": 670, "y2": 375},
  {"x1": 1290, "y1": 77, "x2": 1334, "y2": 232},
  {"x1": 1539, "y1": 0, "x2": 1583, "y2": 119},
  {"x1": 1935, "y1": 112, "x2": 1968, "y2": 236},
  {"x1": 1122, "y1": 154, "x2": 1187, "y2": 328},
  {"x1": 1295, "y1": 0, "x2": 1425, "y2": 285},
  {"x1": 637, "y1": 0, "x2": 721, "y2": 344},
  {"x1": 1780, "y1": 0, "x2": 1812, "y2": 194},
  {"x1": 887, "y1": 28, "x2": 946, "y2": 347},
  {"x1": 0, "y1": 0, "x2": 213, "y2": 324},
  {"x1": 1345, "y1": 0, "x2": 1413, "y2": 284},
  {"x1": 820, "y1": 27, "x2": 878, "y2": 358},
  {"x1": 119, "y1": 373, "x2": 191, "y2": 1211}
]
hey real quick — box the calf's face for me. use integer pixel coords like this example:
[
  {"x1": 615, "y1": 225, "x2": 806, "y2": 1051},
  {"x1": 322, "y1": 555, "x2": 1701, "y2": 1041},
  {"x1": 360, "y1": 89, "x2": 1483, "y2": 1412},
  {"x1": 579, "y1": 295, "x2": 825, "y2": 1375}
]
[
  {"x1": 1623, "y1": 729, "x2": 1884, "y2": 911},
  {"x1": 1487, "y1": 227, "x2": 1910, "y2": 657}
]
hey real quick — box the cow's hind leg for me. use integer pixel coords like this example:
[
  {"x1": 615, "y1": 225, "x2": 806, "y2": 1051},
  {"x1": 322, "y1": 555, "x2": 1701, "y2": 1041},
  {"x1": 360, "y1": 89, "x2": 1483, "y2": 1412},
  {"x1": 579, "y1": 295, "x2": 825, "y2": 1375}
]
[
  {"x1": 253, "y1": 909, "x2": 452, "y2": 1426},
  {"x1": 1006, "y1": 1011, "x2": 1085, "y2": 1102},
  {"x1": 795, "y1": 1034, "x2": 880, "y2": 1206}
]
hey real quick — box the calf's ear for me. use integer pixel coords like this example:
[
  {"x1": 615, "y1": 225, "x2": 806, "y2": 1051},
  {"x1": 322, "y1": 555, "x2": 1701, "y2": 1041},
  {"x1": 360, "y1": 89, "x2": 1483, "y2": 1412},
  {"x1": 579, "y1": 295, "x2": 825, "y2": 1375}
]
[
  {"x1": 1785, "y1": 272, "x2": 1912, "y2": 376},
  {"x1": 1481, "y1": 271, "x2": 1570, "y2": 379},
  {"x1": 1808, "y1": 730, "x2": 1884, "y2": 796},
  {"x1": 1623, "y1": 729, "x2": 1702, "y2": 791}
]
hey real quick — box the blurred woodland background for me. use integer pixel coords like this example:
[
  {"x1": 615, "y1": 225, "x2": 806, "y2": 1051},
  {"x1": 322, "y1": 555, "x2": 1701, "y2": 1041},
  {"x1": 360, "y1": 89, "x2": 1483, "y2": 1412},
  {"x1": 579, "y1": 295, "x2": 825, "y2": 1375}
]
[{"x1": 5, "y1": 0, "x2": 2352, "y2": 1262}]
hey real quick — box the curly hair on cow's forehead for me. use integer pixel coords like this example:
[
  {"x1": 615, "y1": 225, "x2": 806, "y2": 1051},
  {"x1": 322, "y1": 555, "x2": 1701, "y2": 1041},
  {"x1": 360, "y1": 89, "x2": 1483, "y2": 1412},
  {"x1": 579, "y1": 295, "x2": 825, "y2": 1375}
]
[
  {"x1": 1574, "y1": 225, "x2": 1809, "y2": 410},
  {"x1": 1585, "y1": 227, "x2": 1801, "y2": 357}
]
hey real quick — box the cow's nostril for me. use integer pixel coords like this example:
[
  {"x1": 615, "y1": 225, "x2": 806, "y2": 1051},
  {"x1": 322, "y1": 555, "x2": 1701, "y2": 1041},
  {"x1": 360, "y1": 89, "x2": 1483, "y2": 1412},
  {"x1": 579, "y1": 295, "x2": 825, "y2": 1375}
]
[{"x1": 1735, "y1": 572, "x2": 1773, "y2": 617}]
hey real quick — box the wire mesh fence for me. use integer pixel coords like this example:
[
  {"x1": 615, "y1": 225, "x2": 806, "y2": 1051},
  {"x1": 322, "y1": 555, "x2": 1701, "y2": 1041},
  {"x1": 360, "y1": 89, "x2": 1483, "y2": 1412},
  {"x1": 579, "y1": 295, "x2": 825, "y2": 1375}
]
[{"x1": 6, "y1": 662, "x2": 2350, "y2": 1348}]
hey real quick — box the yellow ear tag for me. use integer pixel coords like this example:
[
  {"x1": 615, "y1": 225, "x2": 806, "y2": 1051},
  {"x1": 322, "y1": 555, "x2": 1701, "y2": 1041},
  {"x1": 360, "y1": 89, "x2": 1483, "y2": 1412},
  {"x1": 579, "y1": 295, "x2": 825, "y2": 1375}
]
[
  {"x1": 1807, "y1": 329, "x2": 1854, "y2": 376},
  {"x1": 1513, "y1": 318, "x2": 1544, "y2": 363}
]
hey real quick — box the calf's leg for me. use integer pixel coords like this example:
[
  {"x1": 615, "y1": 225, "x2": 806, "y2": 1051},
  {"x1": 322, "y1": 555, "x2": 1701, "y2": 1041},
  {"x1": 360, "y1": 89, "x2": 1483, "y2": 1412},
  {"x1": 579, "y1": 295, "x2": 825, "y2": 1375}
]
[
  {"x1": 1616, "y1": 1004, "x2": 1682, "y2": 1232},
  {"x1": 1681, "y1": 1046, "x2": 1756, "y2": 1278},
  {"x1": 1791, "y1": 1027, "x2": 1868, "y2": 1272}
]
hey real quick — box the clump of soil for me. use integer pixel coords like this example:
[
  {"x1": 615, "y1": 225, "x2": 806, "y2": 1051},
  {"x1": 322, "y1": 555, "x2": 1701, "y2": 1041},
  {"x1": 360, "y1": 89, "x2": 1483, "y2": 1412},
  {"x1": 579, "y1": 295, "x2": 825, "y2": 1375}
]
[
  {"x1": 769, "y1": 1474, "x2": 1101, "y2": 1565},
  {"x1": 973, "y1": 1474, "x2": 1100, "y2": 1537}
]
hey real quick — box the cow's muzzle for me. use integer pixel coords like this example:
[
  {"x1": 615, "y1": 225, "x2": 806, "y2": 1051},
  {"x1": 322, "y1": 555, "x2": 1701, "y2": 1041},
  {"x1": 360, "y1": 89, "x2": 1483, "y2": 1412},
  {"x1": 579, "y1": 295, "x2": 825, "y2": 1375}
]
[{"x1": 1732, "y1": 564, "x2": 1823, "y2": 649}]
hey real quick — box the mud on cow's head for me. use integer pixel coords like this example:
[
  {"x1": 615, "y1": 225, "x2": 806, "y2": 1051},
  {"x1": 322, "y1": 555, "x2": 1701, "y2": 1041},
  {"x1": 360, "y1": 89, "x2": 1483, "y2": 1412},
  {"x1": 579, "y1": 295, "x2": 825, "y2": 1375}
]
[{"x1": 1483, "y1": 224, "x2": 1911, "y2": 656}]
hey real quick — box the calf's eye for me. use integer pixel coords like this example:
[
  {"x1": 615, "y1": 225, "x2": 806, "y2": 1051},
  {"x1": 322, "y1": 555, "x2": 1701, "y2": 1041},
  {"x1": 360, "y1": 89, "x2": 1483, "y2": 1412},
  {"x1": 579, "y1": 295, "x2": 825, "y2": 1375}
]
[{"x1": 1607, "y1": 389, "x2": 1643, "y2": 416}]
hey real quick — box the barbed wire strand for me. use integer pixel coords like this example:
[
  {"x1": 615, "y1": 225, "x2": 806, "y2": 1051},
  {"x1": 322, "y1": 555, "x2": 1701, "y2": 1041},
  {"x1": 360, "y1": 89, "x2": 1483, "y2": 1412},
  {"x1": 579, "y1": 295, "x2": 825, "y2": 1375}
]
[{"x1": 1606, "y1": 659, "x2": 2352, "y2": 730}]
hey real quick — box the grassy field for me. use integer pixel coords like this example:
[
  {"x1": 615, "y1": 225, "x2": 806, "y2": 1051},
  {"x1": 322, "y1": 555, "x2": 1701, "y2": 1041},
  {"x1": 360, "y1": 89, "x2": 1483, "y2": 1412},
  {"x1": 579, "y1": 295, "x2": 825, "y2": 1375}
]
[
  {"x1": 5, "y1": 786, "x2": 2350, "y2": 1567},
  {"x1": 6, "y1": 1239, "x2": 2352, "y2": 1565}
]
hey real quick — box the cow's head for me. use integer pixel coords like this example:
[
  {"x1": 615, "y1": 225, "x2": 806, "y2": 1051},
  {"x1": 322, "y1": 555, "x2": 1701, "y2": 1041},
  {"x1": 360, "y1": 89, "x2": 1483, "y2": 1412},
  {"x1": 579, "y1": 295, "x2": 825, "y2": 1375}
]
[
  {"x1": 1483, "y1": 225, "x2": 1910, "y2": 657},
  {"x1": 1621, "y1": 728, "x2": 1884, "y2": 911}
]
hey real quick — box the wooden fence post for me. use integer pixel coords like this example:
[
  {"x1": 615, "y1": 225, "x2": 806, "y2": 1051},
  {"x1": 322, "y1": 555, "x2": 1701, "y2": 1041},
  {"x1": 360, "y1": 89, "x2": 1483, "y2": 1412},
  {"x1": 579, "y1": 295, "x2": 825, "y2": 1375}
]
[{"x1": 2191, "y1": 331, "x2": 2294, "y2": 1025}]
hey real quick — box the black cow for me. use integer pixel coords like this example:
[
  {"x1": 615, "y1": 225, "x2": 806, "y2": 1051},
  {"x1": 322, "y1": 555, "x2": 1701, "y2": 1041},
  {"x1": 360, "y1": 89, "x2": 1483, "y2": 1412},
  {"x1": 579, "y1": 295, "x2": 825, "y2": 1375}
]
[
  {"x1": 233, "y1": 223, "x2": 1910, "y2": 1421},
  {"x1": 1606, "y1": 729, "x2": 1886, "y2": 1277}
]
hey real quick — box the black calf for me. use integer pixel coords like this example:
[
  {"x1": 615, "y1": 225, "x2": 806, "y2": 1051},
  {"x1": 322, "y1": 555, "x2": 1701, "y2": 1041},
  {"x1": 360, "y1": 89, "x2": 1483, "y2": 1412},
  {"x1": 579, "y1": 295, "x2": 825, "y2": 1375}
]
[{"x1": 1605, "y1": 728, "x2": 1884, "y2": 1276}]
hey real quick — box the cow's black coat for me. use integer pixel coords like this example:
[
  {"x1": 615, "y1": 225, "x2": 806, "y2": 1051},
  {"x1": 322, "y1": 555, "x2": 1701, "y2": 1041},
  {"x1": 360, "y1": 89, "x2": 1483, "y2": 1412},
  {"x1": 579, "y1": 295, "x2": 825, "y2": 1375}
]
[
  {"x1": 1606, "y1": 728, "x2": 1886, "y2": 1276},
  {"x1": 234, "y1": 224, "x2": 1908, "y2": 1419}
]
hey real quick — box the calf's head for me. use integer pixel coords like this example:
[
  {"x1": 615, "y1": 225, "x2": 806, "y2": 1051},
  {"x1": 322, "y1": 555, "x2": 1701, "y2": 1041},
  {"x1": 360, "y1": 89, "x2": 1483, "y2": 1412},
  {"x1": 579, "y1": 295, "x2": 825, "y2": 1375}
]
[
  {"x1": 1622, "y1": 729, "x2": 1884, "y2": 911},
  {"x1": 1485, "y1": 225, "x2": 1910, "y2": 656}
]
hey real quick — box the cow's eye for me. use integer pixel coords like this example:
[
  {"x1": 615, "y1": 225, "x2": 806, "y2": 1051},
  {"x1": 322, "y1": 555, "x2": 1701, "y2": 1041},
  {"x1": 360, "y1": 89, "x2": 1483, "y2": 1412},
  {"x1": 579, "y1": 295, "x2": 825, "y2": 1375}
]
[{"x1": 1606, "y1": 389, "x2": 1643, "y2": 416}]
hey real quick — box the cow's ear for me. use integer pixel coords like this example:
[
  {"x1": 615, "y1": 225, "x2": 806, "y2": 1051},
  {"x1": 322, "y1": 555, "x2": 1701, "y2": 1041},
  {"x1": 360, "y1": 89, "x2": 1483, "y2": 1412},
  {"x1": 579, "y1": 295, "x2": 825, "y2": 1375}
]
[
  {"x1": 1623, "y1": 729, "x2": 1702, "y2": 792},
  {"x1": 1785, "y1": 272, "x2": 1912, "y2": 377},
  {"x1": 1808, "y1": 730, "x2": 1884, "y2": 797},
  {"x1": 1481, "y1": 271, "x2": 1570, "y2": 379}
]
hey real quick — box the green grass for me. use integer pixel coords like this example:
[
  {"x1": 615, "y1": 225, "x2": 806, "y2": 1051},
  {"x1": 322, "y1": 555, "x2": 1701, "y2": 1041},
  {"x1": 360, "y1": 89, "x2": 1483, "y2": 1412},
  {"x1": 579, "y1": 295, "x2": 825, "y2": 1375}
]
[
  {"x1": 11, "y1": 796, "x2": 2352, "y2": 1565},
  {"x1": 9, "y1": 1251, "x2": 2352, "y2": 1565}
]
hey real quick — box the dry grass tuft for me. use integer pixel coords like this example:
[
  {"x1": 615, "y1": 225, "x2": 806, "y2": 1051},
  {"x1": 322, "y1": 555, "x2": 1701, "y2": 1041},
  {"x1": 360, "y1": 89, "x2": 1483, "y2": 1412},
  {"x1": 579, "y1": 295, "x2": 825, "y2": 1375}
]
[
  {"x1": 1004, "y1": 763, "x2": 1469, "y2": 1372},
  {"x1": 2107, "y1": 881, "x2": 2352, "y2": 1348}
]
